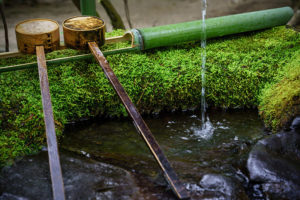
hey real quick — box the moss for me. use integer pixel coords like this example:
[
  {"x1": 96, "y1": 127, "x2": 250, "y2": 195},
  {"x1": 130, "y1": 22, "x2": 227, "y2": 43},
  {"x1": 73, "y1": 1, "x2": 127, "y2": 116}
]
[
  {"x1": 259, "y1": 51, "x2": 300, "y2": 131},
  {"x1": 0, "y1": 26, "x2": 299, "y2": 166}
]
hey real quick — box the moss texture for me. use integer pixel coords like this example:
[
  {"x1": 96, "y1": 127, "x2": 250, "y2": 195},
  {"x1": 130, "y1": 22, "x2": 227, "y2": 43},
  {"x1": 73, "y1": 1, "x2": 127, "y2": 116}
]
[
  {"x1": 0, "y1": 27, "x2": 299, "y2": 166},
  {"x1": 259, "y1": 51, "x2": 300, "y2": 131}
]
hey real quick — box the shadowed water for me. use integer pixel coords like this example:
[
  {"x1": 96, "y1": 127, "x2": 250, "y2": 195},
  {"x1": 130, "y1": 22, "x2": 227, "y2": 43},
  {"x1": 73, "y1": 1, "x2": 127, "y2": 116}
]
[
  {"x1": 0, "y1": 110, "x2": 265, "y2": 199},
  {"x1": 61, "y1": 110, "x2": 264, "y2": 199}
]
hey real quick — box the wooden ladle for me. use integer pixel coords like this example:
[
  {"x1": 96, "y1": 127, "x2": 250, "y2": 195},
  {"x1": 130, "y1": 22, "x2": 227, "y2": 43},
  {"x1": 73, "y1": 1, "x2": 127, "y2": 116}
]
[
  {"x1": 16, "y1": 18, "x2": 65, "y2": 200},
  {"x1": 62, "y1": 16, "x2": 190, "y2": 199}
]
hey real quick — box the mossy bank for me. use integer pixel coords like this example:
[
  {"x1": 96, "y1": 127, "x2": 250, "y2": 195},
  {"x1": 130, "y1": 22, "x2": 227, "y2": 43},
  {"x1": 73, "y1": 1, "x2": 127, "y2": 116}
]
[
  {"x1": 259, "y1": 52, "x2": 300, "y2": 131},
  {"x1": 0, "y1": 27, "x2": 299, "y2": 166}
]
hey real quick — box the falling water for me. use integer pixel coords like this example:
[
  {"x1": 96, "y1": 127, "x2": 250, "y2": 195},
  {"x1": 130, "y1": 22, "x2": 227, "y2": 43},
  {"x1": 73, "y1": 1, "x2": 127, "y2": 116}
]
[
  {"x1": 192, "y1": 0, "x2": 212, "y2": 140},
  {"x1": 201, "y1": 0, "x2": 207, "y2": 129}
]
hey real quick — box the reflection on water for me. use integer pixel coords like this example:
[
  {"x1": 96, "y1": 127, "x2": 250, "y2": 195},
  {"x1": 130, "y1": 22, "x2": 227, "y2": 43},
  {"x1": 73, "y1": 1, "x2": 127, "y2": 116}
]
[
  {"x1": 62, "y1": 110, "x2": 264, "y2": 199},
  {"x1": 0, "y1": 110, "x2": 265, "y2": 199}
]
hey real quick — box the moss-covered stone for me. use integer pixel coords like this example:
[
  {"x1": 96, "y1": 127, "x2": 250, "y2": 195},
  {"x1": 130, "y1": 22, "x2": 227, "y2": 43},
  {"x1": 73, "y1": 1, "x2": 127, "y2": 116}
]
[
  {"x1": 0, "y1": 27, "x2": 299, "y2": 166},
  {"x1": 259, "y1": 51, "x2": 300, "y2": 132}
]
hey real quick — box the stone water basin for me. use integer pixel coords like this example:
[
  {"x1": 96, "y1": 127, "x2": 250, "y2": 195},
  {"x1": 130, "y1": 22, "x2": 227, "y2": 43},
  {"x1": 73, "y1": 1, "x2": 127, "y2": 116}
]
[{"x1": 1, "y1": 110, "x2": 266, "y2": 199}]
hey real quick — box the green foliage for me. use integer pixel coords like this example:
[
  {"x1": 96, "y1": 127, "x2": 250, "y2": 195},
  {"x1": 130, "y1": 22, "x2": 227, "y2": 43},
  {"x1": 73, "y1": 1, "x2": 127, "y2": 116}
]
[
  {"x1": 259, "y1": 51, "x2": 300, "y2": 131},
  {"x1": 0, "y1": 26, "x2": 299, "y2": 166}
]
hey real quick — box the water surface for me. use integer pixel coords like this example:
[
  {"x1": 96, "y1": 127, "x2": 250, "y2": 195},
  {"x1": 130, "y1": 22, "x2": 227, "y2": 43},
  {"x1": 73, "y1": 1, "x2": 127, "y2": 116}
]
[
  {"x1": 62, "y1": 110, "x2": 264, "y2": 199},
  {"x1": 0, "y1": 110, "x2": 264, "y2": 199}
]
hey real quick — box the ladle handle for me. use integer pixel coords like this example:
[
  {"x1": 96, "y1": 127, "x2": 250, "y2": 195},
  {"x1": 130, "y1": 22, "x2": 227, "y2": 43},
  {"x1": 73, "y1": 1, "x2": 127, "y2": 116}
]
[
  {"x1": 88, "y1": 41, "x2": 190, "y2": 200},
  {"x1": 36, "y1": 46, "x2": 65, "y2": 200}
]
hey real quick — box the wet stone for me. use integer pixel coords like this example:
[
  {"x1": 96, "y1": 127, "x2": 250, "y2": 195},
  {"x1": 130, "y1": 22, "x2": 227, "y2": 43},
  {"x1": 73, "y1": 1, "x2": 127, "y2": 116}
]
[
  {"x1": 198, "y1": 174, "x2": 248, "y2": 199},
  {"x1": 291, "y1": 116, "x2": 300, "y2": 132},
  {"x1": 0, "y1": 151, "x2": 141, "y2": 200},
  {"x1": 247, "y1": 129, "x2": 300, "y2": 199}
]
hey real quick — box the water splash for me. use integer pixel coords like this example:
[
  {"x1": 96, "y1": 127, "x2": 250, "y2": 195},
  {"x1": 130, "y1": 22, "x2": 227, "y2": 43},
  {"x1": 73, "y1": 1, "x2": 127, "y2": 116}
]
[
  {"x1": 201, "y1": 0, "x2": 208, "y2": 130},
  {"x1": 191, "y1": 118, "x2": 215, "y2": 140}
]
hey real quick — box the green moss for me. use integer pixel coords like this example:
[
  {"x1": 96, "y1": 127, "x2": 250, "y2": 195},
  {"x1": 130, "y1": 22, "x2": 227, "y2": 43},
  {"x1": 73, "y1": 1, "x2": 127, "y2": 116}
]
[
  {"x1": 0, "y1": 26, "x2": 299, "y2": 166},
  {"x1": 259, "y1": 51, "x2": 300, "y2": 131}
]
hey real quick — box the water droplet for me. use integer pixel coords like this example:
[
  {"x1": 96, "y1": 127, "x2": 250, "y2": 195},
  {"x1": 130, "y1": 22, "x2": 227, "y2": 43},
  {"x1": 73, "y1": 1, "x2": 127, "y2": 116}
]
[
  {"x1": 185, "y1": 150, "x2": 192, "y2": 154},
  {"x1": 180, "y1": 136, "x2": 189, "y2": 140}
]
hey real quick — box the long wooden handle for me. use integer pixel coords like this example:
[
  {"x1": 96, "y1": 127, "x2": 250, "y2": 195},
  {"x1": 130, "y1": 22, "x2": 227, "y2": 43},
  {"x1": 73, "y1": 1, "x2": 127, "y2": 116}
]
[
  {"x1": 88, "y1": 41, "x2": 189, "y2": 199},
  {"x1": 36, "y1": 46, "x2": 65, "y2": 200}
]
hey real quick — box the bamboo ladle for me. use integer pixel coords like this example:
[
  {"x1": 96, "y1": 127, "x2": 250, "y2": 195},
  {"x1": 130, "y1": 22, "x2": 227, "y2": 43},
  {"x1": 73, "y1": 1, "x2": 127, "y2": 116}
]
[{"x1": 15, "y1": 18, "x2": 65, "y2": 200}]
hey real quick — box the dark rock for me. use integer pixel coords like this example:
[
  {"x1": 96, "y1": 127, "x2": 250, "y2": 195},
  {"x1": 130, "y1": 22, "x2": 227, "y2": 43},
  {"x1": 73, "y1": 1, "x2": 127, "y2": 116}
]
[
  {"x1": 0, "y1": 151, "x2": 141, "y2": 200},
  {"x1": 198, "y1": 173, "x2": 248, "y2": 200},
  {"x1": 291, "y1": 116, "x2": 300, "y2": 132},
  {"x1": 247, "y1": 130, "x2": 300, "y2": 199}
]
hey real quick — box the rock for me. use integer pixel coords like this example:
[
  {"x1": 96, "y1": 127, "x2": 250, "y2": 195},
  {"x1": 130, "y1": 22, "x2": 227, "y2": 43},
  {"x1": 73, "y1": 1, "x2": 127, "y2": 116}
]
[
  {"x1": 0, "y1": 151, "x2": 141, "y2": 200},
  {"x1": 291, "y1": 116, "x2": 300, "y2": 132},
  {"x1": 247, "y1": 130, "x2": 300, "y2": 199},
  {"x1": 198, "y1": 174, "x2": 248, "y2": 199}
]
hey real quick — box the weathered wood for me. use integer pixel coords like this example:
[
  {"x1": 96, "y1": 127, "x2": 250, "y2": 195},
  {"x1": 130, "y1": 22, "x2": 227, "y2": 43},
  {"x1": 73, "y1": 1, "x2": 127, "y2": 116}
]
[
  {"x1": 36, "y1": 46, "x2": 65, "y2": 200},
  {"x1": 123, "y1": 0, "x2": 132, "y2": 28},
  {"x1": 0, "y1": 32, "x2": 133, "y2": 59},
  {"x1": 100, "y1": 0, "x2": 125, "y2": 29},
  {"x1": 105, "y1": 33, "x2": 132, "y2": 44},
  {"x1": 63, "y1": 16, "x2": 105, "y2": 50},
  {"x1": 0, "y1": 46, "x2": 139, "y2": 73},
  {"x1": 0, "y1": 51, "x2": 22, "y2": 58},
  {"x1": 16, "y1": 19, "x2": 60, "y2": 54},
  {"x1": 88, "y1": 41, "x2": 190, "y2": 200},
  {"x1": 0, "y1": 2, "x2": 9, "y2": 52},
  {"x1": 287, "y1": 0, "x2": 300, "y2": 29}
]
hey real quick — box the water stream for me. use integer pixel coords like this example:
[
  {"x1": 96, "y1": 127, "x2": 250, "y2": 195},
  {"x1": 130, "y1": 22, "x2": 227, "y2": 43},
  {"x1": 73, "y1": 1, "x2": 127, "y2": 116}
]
[
  {"x1": 200, "y1": 0, "x2": 207, "y2": 128},
  {"x1": 200, "y1": 0, "x2": 208, "y2": 133},
  {"x1": 192, "y1": 0, "x2": 214, "y2": 140}
]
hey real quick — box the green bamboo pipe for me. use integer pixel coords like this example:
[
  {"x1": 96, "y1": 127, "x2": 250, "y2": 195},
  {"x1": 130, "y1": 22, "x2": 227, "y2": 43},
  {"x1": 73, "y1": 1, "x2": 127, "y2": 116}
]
[
  {"x1": 80, "y1": 0, "x2": 97, "y2": 16},
  {"x1": 0, "y1": 7, "x2": 293, "y2": 73},
  {"x1": 135, "y1": 7, "x2": 293, "y2": 50}
]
